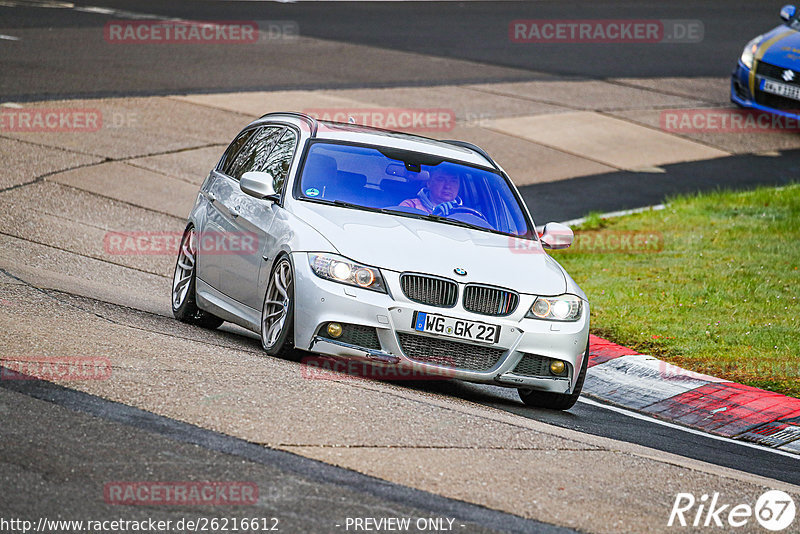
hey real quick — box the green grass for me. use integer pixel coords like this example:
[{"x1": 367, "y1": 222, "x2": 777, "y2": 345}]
[{"x1": 551, "y1": 184, "x2": 800, "y2": 398}]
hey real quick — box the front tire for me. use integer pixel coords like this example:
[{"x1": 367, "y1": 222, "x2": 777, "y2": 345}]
[
  {"x1": 518, "y1": 344, "x2": 589, "y2": 411},
  {"x1": 260, "y1": 256, "x2": 295, "y2": 357},
  {"x1": 171, "y1": 225, "x2": 224, "y2": 329}
]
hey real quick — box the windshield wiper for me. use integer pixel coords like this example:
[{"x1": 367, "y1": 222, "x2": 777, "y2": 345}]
[
  {"x1": 301, "y1": 197, "x2": 386, "y2": 214},
  {"x1": 331, "y1": 199, "x2": 383, "y2": 212},
  {"x1": 422, "y1": 214, "x2": 480, "y2": 230},
  {"x1": 379, "y1": 208, "x2": 483, "y2": 231},
  {"x1": 379, "y1": 207, "x2": 419, "y2": 217},
  {"x1": 309, "y1": 198, "x2": 488, "y2": 232}
]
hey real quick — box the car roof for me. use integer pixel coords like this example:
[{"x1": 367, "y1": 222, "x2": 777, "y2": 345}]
[{"x1": 251, "y1": 112, "x2": 498, "y2": 170}]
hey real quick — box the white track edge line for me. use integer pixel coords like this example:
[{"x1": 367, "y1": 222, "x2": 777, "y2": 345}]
[
  {"x1": 560, "y1": 204, "x2": 666, "y2": 227},
  {"x1": 578, "y1": 396, "x2": 799, "y2": 459}
]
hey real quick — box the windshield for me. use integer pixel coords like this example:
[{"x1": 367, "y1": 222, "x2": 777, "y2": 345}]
[{"x1": 295, "y1": 142, "x2": 533, "y2": 237}]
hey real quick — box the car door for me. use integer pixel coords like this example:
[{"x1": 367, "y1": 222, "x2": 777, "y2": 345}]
[
  {"x1": 204, "y1": 126, "x2": 285, "y2": 303},
  {"x1": 227, "y1": 127, "x2": 299, "y2": 311},
  {"x1": 197, "y1": 126, "x2": 259, "y2": 290}
]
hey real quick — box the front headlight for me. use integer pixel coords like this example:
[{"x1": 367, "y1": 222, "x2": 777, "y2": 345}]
[
  {"x1": 741, "y1": 36, "x2": 762, "y2": 69},
  {"x1": 526, "y1": 295, "x2": 582, "y2": 321},
  {"x1": 308, "y1": 253, "x2": 387, "y2": 293}
]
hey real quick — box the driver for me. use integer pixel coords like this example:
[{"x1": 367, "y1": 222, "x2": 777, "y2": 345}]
[{"x1": 399, "y1": 168, "x2": 463, "y2": 215}]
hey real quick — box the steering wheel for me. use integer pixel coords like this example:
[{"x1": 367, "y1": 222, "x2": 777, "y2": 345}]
[{"x1": 441, "y1": 206, "x2": 489, "y2": 222}]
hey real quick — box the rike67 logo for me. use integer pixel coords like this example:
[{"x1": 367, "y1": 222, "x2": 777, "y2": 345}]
[{"x1": 669, "y1": 490, "x2": 795, "y2": 531}]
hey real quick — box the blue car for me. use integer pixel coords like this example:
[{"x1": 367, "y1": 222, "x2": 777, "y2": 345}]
[{"x1": 732, "y1": 5, "x2": 800, "y2": 118}]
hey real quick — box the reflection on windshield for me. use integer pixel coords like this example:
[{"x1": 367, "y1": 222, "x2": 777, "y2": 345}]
[{"x1": 296, "y1": 142, "x2": 532, "y2": 237}]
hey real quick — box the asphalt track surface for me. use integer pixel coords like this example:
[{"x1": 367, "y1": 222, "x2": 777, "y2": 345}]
[
  {"x1": 0, "y1": 377, "x2": 569, "y2": 534},
  {"x1": 417, "y1": 380, "x2": 800, "y2": 486},
  {"x1": 5, "y1": 0, "x2": 800, "y2": 223},
  {"x1": 2, "y1": 1, "x2": 800, "y2": 531},
  {"x1": 0, "y1": 0, "x2": 792, "y2": 100}
]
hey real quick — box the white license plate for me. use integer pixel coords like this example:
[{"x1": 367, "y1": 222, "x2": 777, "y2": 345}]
[
  {"x1": 762, "y1": 79, "x2": 800, "y2": 101},
  {"x1": 412, "y1": 311, "x2": 500, "y2": 344}
]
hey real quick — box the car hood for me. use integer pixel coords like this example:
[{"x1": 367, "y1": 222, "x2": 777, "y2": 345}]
[
  {"x1": 290, "y1": 201, "x2": 568, "y2": 296},
  {"x1": 759, "y1": 26, "x2": 800, "y2": 67}
]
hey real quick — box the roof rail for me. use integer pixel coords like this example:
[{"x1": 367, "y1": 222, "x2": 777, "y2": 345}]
[
  {"x1": 259, "y1": 111, "x2": 318, "y2": 136},
  {"x1": 441, "y1": 140, "x2": 499, "y2": 170}
]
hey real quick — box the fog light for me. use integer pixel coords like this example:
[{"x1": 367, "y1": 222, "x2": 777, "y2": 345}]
[
  {"x1": 550, "y1": 360, "x2": 566, "y2": 375},
  {"x1": 327, "y1": 322, "x2": 343, "y2": 338}
]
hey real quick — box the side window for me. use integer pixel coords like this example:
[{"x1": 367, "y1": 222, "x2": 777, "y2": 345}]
[
  {"x1": 219, "y1": 129, "x2": 257, "y2": 176},
  {"x1": 235, "y1": 127, "x2": 285, "y2": 180},
  {"x1": 230, "y1": 126, "x2": 285, "y2": 181},
  {"x1": 261, "y1": 129, "x2": 298, "y2": 195}
]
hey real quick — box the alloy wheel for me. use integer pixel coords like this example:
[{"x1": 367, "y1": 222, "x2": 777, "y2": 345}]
[{"x1": 262, "y1": 259, "x2": 293, "y2": 350}]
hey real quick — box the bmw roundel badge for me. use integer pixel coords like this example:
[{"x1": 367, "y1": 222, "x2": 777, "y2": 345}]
[{"x1": 454, "y1": 267, "x2": 467, "y2": 276}]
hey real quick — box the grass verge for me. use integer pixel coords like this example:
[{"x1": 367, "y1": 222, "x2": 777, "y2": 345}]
[{"x1": 551, "y1": 184, "x2": 800, "y2": 398}]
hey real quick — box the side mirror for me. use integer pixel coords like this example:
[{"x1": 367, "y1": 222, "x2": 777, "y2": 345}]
[
  {"x1": 240, "y1": 171, "x2": 279, "y2": 201},
  {"x1": 781, "y1": 5, "x2": 796, "y2": 21},
  {"x1": 539, "y1": 222, "x2": 574, "y2": 249}
]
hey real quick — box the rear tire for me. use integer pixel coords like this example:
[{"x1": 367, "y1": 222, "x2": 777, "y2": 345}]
[
  {"x1": 171, "y1": 225, "x2": 224, "y2": 330},
  {"x1": 518, "y1": 343, "x2": 589, "y2": 411}
]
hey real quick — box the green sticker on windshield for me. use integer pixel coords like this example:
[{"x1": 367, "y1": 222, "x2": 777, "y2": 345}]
[{"x1": 305, "y1": 188, "x2": 320, "y2": 197}]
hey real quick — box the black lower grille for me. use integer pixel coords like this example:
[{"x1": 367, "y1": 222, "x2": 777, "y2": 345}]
[
  {"x1": 321, "y1": 323, "x2": 381, "y2": 350},
  {"x1": 755, "y1": 89, "x2": 800, "y2": 111},
  {"x1": 512, "y1": 354, "x2": 568, "y2": 377},
  {"x1": 397, "y1": 332, "x2": 504, "y2": 371},
  {"x1": 512, "y1": 354, "x2": 551, "y2": 377}
]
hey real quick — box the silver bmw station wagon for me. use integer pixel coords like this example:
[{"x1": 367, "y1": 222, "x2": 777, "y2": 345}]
[{"x1": 172, "y1": 112, "x2": 590, "y2": 410}]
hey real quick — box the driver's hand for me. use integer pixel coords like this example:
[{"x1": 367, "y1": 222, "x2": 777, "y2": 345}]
[{"x1": 432, "y1": 200, "x2": 460, "y2": 216}]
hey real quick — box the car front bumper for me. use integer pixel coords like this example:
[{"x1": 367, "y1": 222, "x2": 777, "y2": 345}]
[
  {"x1": 291, "y1": 252, "x2": 590, "y2": 394},
  {"x1": 731, "y1": 60, "x2": 800, "y2": 121}
]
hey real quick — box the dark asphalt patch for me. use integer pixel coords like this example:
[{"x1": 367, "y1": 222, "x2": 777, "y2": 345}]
[{"x1": 0, "y1": 0, "x2": 783, "y2": 100}]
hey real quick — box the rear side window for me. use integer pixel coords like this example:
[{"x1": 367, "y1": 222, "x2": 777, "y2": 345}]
[
  {"x1": 218, "y1": 129, "x2": 257, "y2": 177},
  {"x1": 261, "y1": 129, "x2": 298, "y2": 195},
  {"x1": 229, "y1": 126, "x2": 285, "y2": 180}
]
